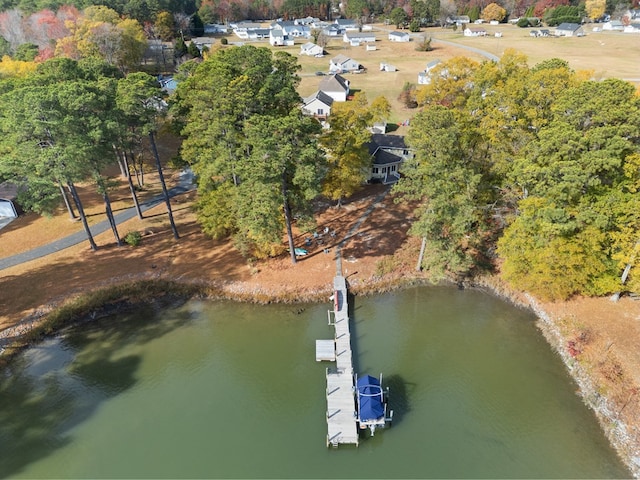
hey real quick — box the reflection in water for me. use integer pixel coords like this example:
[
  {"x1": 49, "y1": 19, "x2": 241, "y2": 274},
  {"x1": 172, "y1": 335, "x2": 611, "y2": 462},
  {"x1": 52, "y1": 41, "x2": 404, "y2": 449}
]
[{"x1": 0, "y1": 287, "x2": 631, "y2": 478}]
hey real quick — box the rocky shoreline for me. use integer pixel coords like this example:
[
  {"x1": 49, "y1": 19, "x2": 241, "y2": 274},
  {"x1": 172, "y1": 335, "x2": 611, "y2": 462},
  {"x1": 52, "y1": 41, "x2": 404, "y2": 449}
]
[{"x1": 0, "y1": 273, "x2": 638, "y2": 477}]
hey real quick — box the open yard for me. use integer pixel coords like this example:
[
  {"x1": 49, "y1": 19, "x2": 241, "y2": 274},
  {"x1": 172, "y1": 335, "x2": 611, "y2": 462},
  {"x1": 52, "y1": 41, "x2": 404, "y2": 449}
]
[{"x1": 233, "y1": 23, "x2": 639, "y2": 126}]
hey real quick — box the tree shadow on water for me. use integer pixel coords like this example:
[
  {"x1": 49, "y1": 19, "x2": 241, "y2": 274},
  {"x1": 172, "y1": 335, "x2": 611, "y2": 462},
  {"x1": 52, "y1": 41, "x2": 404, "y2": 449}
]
[{"x1": 0, "y1": 299, "x2": 192, "y2": 477}]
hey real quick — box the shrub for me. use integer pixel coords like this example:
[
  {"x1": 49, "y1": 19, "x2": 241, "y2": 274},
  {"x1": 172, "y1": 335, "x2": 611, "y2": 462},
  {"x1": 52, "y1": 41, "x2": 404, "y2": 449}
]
[
  {"x1": 124, "y1": 231, "x2": 142, "y2": 247},
  {"x1": 220, "y1": 37, "x2": 228, "y2": 45}
]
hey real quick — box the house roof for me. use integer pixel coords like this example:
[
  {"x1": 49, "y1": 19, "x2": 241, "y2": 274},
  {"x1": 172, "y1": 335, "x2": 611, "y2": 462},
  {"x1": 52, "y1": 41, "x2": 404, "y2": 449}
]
[
  {"x1": 426, "y1": 59, "x2": 441, "y2": 69},
  {"x1": 335, "y1": 18, "x2": 357, "y2": 25},
  {"x1": 331, "y1": 53, "x2": 353, "y2": 65},
  {"x1": 304, "y1": 90, "x2": 334, "y2": 107},
  {"x1": 389, "y1": 31, "x2": 409, "y2": 37},
  {"x1": 345, "y1": 32, "x2": 376, "y2": 39},
  {"x1": 368, "y1": 134, "x2": 407, "y2": 153},
  {"x1": 372, "y1": 149, "x2": 403, "y2": 166},
  {"x1": 466, "y1": 27, "x2": 487, "y2": 32},
  {"x1": 301, "y1": 42, "x2": 319, "y2": 50},
  {"x1": 319, "y1": 74, "x2": 349, "y2": 92},
  {"x1": 556, "y1": 22, "x2": 582, "y2": 31}
]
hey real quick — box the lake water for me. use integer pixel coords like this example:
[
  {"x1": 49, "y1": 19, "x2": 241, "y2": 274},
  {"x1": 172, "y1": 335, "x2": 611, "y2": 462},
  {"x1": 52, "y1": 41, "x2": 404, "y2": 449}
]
[{"x1": 0, "y1": 286, "x2": 630, "y2": 478}]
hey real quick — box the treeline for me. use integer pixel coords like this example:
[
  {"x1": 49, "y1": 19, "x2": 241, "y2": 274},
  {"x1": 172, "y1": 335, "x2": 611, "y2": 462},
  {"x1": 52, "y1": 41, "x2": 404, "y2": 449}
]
[
  {"x1": 171, "y1": 45, "x2": 389, "y2": 261},
  {"x1": 0, "y1": 57, "x2": 179, "y2": 249},
  {"x1": 394, "y1": 52, "x2": 640, "y2": 300}
]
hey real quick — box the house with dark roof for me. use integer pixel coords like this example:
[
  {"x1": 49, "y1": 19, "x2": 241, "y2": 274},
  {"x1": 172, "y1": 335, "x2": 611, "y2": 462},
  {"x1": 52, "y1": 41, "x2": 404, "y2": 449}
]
[
  {"x1": 335, "y1": 18, "x2": 358, "y2": 30},
  {"x1": 367, "y1": 134, "x2": 413, "y2": 184},
  {"x1": 302, "y1": 90, "x2": 334, "y2": 119},
  {"x1": 555, "y1": 23, "x2": 585, "y2": 36}
]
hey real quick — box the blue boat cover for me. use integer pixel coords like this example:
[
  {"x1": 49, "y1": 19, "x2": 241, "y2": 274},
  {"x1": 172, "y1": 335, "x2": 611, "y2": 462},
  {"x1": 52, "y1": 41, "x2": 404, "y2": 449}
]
[{"x1": 357, "y1": 375, "x2": 384, "y2": 422}]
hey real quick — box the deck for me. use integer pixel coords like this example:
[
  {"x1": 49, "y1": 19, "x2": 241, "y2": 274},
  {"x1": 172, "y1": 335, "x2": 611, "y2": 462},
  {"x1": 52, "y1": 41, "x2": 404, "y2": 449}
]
[{"x1": 323, "y1": 275, "x2": 359, "y2": 447}]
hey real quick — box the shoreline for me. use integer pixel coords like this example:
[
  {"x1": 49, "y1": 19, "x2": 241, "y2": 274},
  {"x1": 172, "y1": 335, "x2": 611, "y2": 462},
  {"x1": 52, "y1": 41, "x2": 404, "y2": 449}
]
[{"x1": 0, "y1": 272, "x2": 638, "y2": 477}]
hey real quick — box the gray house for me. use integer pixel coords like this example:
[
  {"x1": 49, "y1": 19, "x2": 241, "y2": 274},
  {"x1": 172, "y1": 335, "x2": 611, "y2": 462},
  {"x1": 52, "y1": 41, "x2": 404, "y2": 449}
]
[
  {"x1": 367, "y1": 134, "x2": 412, "y2": 184},
  {"x1": 555, "y1": 23, "x2": 585, "y2": 36},
  {"x1": 329, "y1": 54, "x2": 360, "y2": 73}
]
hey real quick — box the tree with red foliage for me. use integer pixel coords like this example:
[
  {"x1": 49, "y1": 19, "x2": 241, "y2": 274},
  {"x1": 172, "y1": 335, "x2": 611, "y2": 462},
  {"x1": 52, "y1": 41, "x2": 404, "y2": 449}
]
[{"x1": 533, "y1": 0, "x2": 568, "y2": 18}]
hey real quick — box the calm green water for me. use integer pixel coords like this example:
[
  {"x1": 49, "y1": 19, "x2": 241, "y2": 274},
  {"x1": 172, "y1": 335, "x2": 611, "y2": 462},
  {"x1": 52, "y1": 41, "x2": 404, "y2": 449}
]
[{"x1": 0, "y1": 286, "x2": 630, "y2": 478}]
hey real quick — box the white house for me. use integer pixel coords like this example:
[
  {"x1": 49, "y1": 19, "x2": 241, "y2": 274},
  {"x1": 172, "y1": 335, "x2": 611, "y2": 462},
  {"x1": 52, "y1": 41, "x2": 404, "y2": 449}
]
[
  {"x1": 318, "y1": 74, "x2": 350, "y2": 102},
  {"x1": 270, "y1": 28, "x2": 294, "y2": 46},
  {"x1": 388, "y1": 31, "x2": 410, "y2": 42},
  {"x1": 417, "y1": 59, "x2": 442, "y2": 85},
  {"x1": 623, "y1": 23, "x2": 640, "y2": 32},
  {"x1": 343, "y1": 32, "x2": 376, "y2": 44},
  {"x1": 555, "y1": 23, "x2": 584, "y2": 36},
  {"x1": 204, "y1": 24, "x2": 228, "y2": 34},
  {"x1": 272, "y1": 20, "x2": 311, "y2": 38},
  {"x1": 335, "y1": 18, "x2": 358, "y2": 30},
  {"x1": 323, "y1": 24, "x2": 343, "y2": 36},
  {"x1": 602, "y1": 20, "x2": 624, "y2": 30},
  {"x1": 380, "y1": 62, "x2": 397, "y2": 72},
  {"x1": 463, "y1": 27, "x2": 487, "y2": 36},
  {"x1": 302, "y1": 90, "x2": 334, "y2": 119},
  {"x1": 446, "y1": 15, "x2": 470, "y2": 25},
  {"x1": 300, "y1": 42, "x2": 324, "y2": 56},
  {"x1": 329, "y1": 54, "x2": 360, "y2": 73}
]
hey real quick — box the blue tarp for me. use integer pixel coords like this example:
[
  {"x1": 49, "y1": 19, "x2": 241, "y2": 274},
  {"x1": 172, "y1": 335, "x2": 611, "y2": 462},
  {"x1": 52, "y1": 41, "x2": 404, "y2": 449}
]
[{"x1": 357, "y1": 375, "x2": 384, "y2": 422}]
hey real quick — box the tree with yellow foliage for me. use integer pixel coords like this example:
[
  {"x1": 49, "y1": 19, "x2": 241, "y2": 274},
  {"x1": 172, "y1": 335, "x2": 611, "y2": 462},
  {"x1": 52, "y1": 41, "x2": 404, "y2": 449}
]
[
  {"x1": 585, "y1": 0, "x2": 606, "y2": 20},
  {"x1": 54, "y1": 7, "x2": 146, "y2": 73},
  {"x1": 0, "y1": 56, "x2": 37, "y2": 78},
  {"x1": 481, "y1": 2, "x2": 507, "y2": 22}
]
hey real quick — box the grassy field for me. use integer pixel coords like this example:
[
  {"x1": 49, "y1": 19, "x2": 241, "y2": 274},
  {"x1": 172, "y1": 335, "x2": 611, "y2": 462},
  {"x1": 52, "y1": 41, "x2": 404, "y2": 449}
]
[
  {"x1": 431, "y1": 24, "x2": 640, "y2": 81},
  {"x1": 239, "y1": 24, "x2": 639, "y2": 126}
]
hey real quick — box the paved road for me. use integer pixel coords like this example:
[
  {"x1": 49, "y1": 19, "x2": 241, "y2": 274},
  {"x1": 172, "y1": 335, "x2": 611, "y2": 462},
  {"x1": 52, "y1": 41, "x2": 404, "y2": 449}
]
[{"x1": 0, "y1": 170, "x2": 195, "y2": 272}]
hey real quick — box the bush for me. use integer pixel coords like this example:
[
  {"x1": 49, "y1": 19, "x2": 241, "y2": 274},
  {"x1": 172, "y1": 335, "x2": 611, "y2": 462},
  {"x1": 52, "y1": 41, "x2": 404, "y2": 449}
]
[
  {"x1": 220, "y1": 37, "x2": 228, "y2": 45},
  {"x1": 517, "y1": 17, "x2": 530, "y2": 27},
  {"x1": 124, "y1": 231, "x2": 142, "y2": 247}
]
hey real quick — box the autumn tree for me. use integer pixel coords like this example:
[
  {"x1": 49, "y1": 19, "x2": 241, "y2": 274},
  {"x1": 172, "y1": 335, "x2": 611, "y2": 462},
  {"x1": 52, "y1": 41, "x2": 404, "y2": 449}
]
[
  {"x1": 174, "y1": 46, "x2": 324, "y2": 259},
  {"x1": 481, "y1": 2, "x2": 507, "y2": 21},
  {"x1": 320, "y1": 92, "x2": 389, "y2": 206},
  {"x1": 585, "y1": 0, "x2": 606, "y2": 20},
  {"x1": 499, "y1": 79, "x2": 640, "y2": 299},
  {"x1": 155, "y1": 10, "x2": 176, "y2": 41}
]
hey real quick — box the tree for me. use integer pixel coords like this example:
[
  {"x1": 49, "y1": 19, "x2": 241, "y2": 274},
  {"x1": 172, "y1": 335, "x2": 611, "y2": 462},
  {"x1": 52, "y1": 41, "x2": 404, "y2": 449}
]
[
  {"x1": 390, "y1": 6, "x2": 409, "y2": 27},
  {"x1": 585, "y1": 0, "x2": 606, "y2": 20},
  {"x1": 320, "y1": 92, "x2": 376, "y2": 206},
  {"x1": 241, "y1": 111, "x2": 326, "y2": 263},
  {"x1": 0, "y1": 76, "x2": 122, "y2": 250},
  {"x1": 117, "y1": 72, "x2": 180, "y2": 239},
  {"x1": 155, "y1": 10, "x2": 176, "y2": 41},
  {"x1": 345, "y1": 0, "x2": 369, "y2": 25},
  {"x1": 189, "y1": 11, "x2": 204, "y2": 36},
  {"x1": 499, "y1": 79, "x2": 640, "y2": 299},
  {"x1": 481, "y1": 2, "x2": 507, "y2": 21},
  {"x1": 393, "y1": 105, "x2": 491, "y2": 279},
  {"x1": 174, "y1": 46, "x2": 309, "y2": 256}
]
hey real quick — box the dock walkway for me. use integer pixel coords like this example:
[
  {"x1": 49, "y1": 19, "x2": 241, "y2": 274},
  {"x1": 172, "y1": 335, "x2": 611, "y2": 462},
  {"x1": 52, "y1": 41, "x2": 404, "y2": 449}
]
[{"x1": 324, "y1": 275, "x2": 359, "y2": 447}]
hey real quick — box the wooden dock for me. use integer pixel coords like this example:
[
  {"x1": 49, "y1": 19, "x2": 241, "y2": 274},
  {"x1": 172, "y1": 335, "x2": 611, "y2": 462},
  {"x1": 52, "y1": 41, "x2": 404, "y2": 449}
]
[{"x1": 322, "y1": 275, "x2": 359, "y2": 447}]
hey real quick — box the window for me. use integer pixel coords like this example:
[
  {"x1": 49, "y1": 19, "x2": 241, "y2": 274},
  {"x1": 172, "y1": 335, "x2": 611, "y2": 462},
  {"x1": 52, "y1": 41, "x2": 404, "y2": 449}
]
[
  {"x1": 373, "y1": 167, "x2": 379, "y2": 174},
  {"x1": 318, "y1": 109, "x2": 324, "y2": 115}
]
